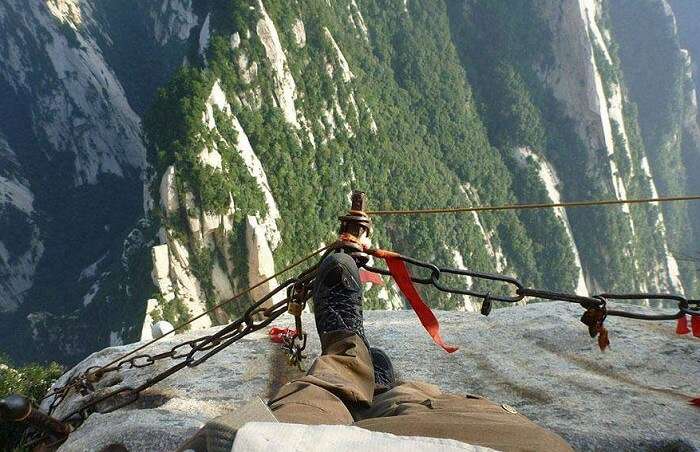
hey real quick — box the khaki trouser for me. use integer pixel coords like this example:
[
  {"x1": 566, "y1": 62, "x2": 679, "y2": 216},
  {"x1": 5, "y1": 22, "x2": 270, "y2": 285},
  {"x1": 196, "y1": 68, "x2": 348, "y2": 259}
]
[{"x1": 268, "y1": 331, "x2": 573, "y2": 452}]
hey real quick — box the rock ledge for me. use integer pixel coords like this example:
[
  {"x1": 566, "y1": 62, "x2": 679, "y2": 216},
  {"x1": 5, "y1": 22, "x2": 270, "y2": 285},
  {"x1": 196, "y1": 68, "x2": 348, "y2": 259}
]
[{"x1": 47, "y1": 302, "x2": 699, "y2": 451}]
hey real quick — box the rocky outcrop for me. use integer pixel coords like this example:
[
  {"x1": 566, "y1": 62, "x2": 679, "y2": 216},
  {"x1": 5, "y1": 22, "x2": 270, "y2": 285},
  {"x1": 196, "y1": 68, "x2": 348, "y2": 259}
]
[
  {"x1": 245, "y1": 216, "x2": 284, "y2": 309},
  {"x1": 146, "y1": 78, "x2": 286, "y2": 331},
  {"x1": 292, "y1": 19, "x2": 306, "y2": 48},
  {"x1": 553, "y1": 0, "x2": 639, "y2": 234},
  {"x1": 0, "y1": 136, "x2": 43, "y2": 313},
  {"x1": 227, "y1": 113, "x2": 281, "y2": 249},
  {"x1": 48, "y1": 303, "x2": 699, "y2": 451},
  {"x1": 324, "y1": 28, "x2": 355, "y2": 83},
  {"x1": 460, "y1": 184, "x2": 508, "y2": 274},
  {"x1": 513, "y1": 147, "x2": 589, "y2": 296},
  {"x1": 0, "y1": 0, "x2": 199, "y2": 364},
  {"x1": 3, "y1": 0, "x2": 698, "y2": 370},
  {"x1": 539, "y1": 0, "x2": 607, "y2": 156},
  {"x1": 255, "y1": 0, "x2": 299, "y2": 127},
  {"x1": 347, "y1": 0, "x2": 369, "y2": 42},
  {"x1": 538, "y1": 0, "x2": 685, "y2": 293}
]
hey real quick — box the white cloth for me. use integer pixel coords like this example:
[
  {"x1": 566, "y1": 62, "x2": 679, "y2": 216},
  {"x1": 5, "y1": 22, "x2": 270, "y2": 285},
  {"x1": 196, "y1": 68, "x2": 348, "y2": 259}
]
[{"x1": 232, "y1": 422, "x2": 499, "y2": 452}]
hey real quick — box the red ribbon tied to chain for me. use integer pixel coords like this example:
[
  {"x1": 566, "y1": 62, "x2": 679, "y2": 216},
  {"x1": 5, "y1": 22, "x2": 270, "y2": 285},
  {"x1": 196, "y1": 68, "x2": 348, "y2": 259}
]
[
  {"x1": 676, "y1": 314, "x2": 700, "y2": 338},
  {"x1": 368, "y1": 248, "x2": 458, "y2": 353},
  {"x1": 676, "y1": 315, "x2": 690, "y2": 335},
  {"x1": 268, "y1": 327, "x2": 297, "y2": 344}
]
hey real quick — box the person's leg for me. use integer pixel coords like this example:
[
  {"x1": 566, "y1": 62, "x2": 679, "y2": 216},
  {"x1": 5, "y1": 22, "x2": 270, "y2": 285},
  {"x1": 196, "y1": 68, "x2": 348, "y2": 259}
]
[
  {"x1": 267, "y1": 330, "x2": 374, "y2": 425},
  {"x1": 354, "y1": 382, "x2": 573, "y2": 452},
  {"x1": 268, "y1": 252, "x2": 377, "y2": 425}
]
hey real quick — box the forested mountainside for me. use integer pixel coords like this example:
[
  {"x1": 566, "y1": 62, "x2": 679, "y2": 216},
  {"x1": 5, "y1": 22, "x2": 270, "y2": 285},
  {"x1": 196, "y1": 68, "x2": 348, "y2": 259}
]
[{"x1": 1, "y1": 0, "x2": 699, "y2": 365}]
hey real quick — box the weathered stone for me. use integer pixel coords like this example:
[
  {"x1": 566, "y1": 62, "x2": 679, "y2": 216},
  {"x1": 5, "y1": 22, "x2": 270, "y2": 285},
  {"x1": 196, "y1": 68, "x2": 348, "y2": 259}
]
[
  {"x1": 245, "y1": 216, "x2": 284, "y2": 308},
  {"x1": 197, "y1": 146, "x2": 223, "y2": 171},
  {"x1": 49, "y1": 302, "x2": 698, "y2": 451},
  {"x1": 184, "y1": 192, "x2": 202, "y2": 244},
  {"x1": 159, "y1": 166, "x2": 179, "y2": 215},
  {"x1": 211, "y1": 261, "x2": 235, "y2": 301},
  {"x1": 151, "y1": 245, "x2": 172, "y2": 296},
  {"x1": 166, "y1": 239, "x2": 212, "y2": 331},
  {"x1": 230, "y1": 32, "x2": 241, "y2": 49},
  {"x1": 221, "y1": 194, "x2": 236, "y2": 234},
  {"x1": 237, "y1": 52, "x2": 258, "y2": 84},
  {"x1": 292, "y1": 19, "x2": 306, "y2": 47},
  {"x1": 151, "y1": 320, "x2": 174, "y2": 339},
  {"x1": 200, "y1": 210, "x2": 221, "y2": 236},
  {"x1": 255, "y1": 0, "x2": 298, "y2": 127},
  {"x1": 323, "y1": 27, "x2": 354, "y2": 82},
  {"x1": 231, "y1": 116, "x2": 281, "y2": 248},
  {"x1": 151, "y1": 245, "x2": 170, "y2": 281},
  {"x1": 140, "y1": 298, "x2": 159, "y2": 341}
]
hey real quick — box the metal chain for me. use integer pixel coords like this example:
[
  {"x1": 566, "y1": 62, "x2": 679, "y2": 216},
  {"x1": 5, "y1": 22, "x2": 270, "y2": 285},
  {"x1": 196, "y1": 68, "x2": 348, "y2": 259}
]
[
  {"x1": 361, "y1": 250, "x2": 700, "y2": 320},
  {"x1": 37, "y1": 244, "x2": 331, "y2": 410},
  {"x1": 42, "y1": 268, "x2": 317, "y2": 433}
]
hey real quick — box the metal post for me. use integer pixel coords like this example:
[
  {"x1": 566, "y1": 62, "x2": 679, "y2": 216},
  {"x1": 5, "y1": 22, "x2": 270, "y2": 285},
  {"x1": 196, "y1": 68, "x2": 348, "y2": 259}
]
[
  {"x1": 0, "y1": 394, "x2": 72, "y2": 440},
  {"x1": 337, "y1": 190, "x2": 372, "y2": 253}
]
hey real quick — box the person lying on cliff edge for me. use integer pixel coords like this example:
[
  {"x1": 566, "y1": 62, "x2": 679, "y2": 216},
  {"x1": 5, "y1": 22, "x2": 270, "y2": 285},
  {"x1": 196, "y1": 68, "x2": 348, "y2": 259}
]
[{"x1": 177, "y1": 252, "x2": 573, "y2": 452}]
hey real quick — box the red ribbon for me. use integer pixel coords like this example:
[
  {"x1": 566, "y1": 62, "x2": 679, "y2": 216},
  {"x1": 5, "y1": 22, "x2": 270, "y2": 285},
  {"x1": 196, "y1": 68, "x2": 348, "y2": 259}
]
[
  {"x1": 268, "y1": 327, "x2": 297, "y2": 344},
  {"x1": 691, "y1": 315, "x2": 700, "y2": 338},
  {"x1": 371, "y1": 249, "x2": 458, "y2": 353},
  {"x1": 676, "y1": 315, "x2": 690, "y2": 335}
]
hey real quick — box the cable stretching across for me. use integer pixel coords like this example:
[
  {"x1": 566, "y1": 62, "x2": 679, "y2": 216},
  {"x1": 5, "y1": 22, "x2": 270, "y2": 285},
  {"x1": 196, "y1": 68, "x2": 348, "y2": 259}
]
[{"x1": 366, "y1": 194, "x2": 700, "y2": 216}]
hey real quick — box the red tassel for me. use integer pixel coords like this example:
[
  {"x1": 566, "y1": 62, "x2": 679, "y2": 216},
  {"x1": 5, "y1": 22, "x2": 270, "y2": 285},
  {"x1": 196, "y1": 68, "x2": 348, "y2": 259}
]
[
  {"x1": 691, "y1": 315, "x2": 700, "y2": 338},
  {"x1": 384, "y1": 254, "x2": 459, "y2": 353},
  {"x1": 676, "y1": 315, "x2": 690, "y2": 335},
  {"x1": 690, "y1": 398, "x2": 700, "y2": 407},
  {"x1": 368, "y1": 248, "x2": 458, "y2": 353}
]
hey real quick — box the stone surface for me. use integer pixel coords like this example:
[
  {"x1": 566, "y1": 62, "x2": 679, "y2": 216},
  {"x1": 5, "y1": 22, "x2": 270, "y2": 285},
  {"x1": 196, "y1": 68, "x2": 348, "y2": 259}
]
[
  {"x1": 211, "y1": 261, "x2": 235, "y2": 301},
  {"x1": 151, "y1": 245, "x2": 170, "y2": 281},
  {"x1": 184, "y1": 192, "x2": 203, "y2": 244},
  {"x1": 140, "y1": 298, "x2": 159, "y2": 341},
  {"x1": 292, "y1": 19, "x2": 306, "y2": 48},
  {"x1": 255, "y1": 0, "x2": 298, "y2": 127},
  {"x1": 197, "y1": 146, "x2": 223, "y2": 171},
  {"x1": 245, "y1": 216, "x2": 284, "y2": 308},
  {"x1": 159, "y1": 166, "x2": 179, "y2": 216},
  {"x1": 151, "y1": 320, "x2": 175, "y2": 339},
  {"x1": 324, "y1": 27, "x2": 354, "y2": 82},
  {"x1": 47, "y1": 302, "x2": 698, "y2": 451},
  {"x1": 145, "y1": 78, "x2": 284, "y2": 335}
]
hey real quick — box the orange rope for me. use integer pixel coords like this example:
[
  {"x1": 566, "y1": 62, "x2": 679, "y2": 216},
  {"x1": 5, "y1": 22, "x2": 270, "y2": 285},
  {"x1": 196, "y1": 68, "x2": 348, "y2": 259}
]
[{"x1": 366, "y1": 195, "x2": 700, "y2": 216}]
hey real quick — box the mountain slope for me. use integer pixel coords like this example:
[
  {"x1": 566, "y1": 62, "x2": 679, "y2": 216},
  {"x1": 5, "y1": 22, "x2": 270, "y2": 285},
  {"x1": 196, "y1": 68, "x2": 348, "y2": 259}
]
[
  {"x1": 1, "y1": 0, "x2": 698, "y2": 365},
  {"x1": 0, "y1": 0, "x2": 195, "y2": 363}
]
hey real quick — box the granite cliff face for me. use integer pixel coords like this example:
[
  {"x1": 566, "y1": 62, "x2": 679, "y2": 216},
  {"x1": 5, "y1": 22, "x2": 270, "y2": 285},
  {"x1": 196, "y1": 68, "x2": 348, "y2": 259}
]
[
  {"x1": 0, "y1": 0, "x2": 195, "y2": 363},
  {"x1": 1, "y1": 0, "x2": 700, "y2": 364}
]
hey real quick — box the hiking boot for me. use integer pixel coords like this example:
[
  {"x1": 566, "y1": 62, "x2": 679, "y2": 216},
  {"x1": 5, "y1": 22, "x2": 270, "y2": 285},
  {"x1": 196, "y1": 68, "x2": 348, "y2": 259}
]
[
  {"x1": 313, "y1": 252, "x2": 367, "y2": 347},
  {"x1": 370, "y1": 347, "x2": 396, "y2": 389}
]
